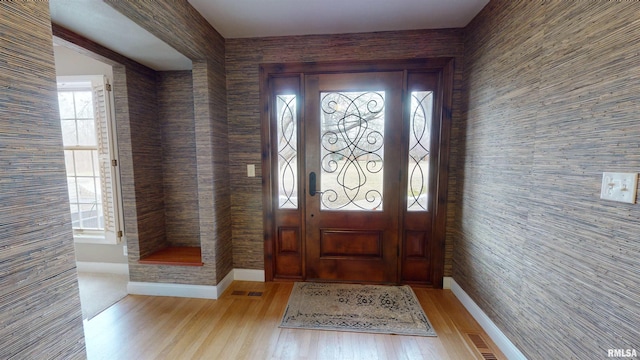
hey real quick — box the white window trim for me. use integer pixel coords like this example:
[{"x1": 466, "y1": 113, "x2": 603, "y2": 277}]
[{"x1": 57, "y1": 75, "x2": 125, "y2": 245}]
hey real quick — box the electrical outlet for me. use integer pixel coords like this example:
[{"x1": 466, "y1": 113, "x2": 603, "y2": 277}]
[
  {"x1": 247, "y1": 164, "x2": 256, "y2": 177},
  {"x1": 600, "y1": 172, "x2": 638, "y2": 204},
  {"x1": 123, "y1": 245, "x2": 128, "y2": 256}
]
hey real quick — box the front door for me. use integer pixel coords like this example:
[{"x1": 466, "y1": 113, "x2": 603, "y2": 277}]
[
  {"x1": 304, "y1": 72, "x2": 403, "y2": 283},
  {"x1": 262, "y1": 59, "x2": 453, "y2": 287}
]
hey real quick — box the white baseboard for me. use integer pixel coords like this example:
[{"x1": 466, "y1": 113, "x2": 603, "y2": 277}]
[
  {"x1": 214, "y1": 269, "x2": 235, "y2": 298},
  {"x1": 443, "y1": 276, "x2": 452, "y2": 289},
  {"x1": 233, "y1": 268, "x2": 265, "y2": 282},
  {"x1": 450, "y1": 278, "x2": 527, "y2": 360},
  {"x1": 128, "y1": 281, "x2": 218, "y2": 299},
  {"x1": 127, "y1": 269, "x2": 265, "y2": 300},
  {"x1": 76, "y1": 261, "x2": 129, "y2": 275}
]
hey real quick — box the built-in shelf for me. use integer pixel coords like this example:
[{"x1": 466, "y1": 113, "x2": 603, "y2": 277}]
[{"x1": 138, "y1": 246, "x2": 203, "y2": 266}]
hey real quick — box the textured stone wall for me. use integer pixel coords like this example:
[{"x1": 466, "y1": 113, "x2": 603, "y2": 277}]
[
  {"x1": 1, "y1": 3, "x2": 85, "y2": 358},
  {"x1": 457, "y1": 1, "x2": 640, "y2": 358},
  {"x1": 106, "y1": 0, "x2": 232, "y2": 284},
  {"x1": 157, "y1": 71, "x2": 200, "y2": 248}
]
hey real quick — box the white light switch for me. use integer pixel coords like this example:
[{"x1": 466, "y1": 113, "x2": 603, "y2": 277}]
[
  {"x1": 247, "y1": 164, "x2": 256, "y2": 177},
  {"x1": 600, "y1": 172, "x2": 638, "y2": 204}
]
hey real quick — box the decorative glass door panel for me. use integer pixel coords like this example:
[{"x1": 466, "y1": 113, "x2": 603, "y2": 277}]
[
  {"x1": 276, "y1": 94, "x2": 298, "y2": 209},
  {"x1": 319, "y1": 91, "x2": 385, "y2": 211},
  {"x1": 305, "y1": 72, "x2": 402, "y2": 283},
  {"x1": 407, "y1": 91, "x2": 433, "y2": 211},
  {"x1": 401, "y1": 71, "x2": 442, "y2": 285}
]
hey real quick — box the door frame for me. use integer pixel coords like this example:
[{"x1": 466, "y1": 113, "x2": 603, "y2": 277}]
[{"x1": 260, "y1": 58, "x2": 454, "y2": 287}]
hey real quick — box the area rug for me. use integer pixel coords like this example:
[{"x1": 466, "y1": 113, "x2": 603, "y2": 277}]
[{"x1": 280, "y1": 282, "x2": 436, "y2": 336}]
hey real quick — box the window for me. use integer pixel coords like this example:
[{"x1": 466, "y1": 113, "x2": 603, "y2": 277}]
[
  {"x1": 407, "y1": 91, "x2": 433, "y2": 211},
  {"x1": 319, "y1": 91, "x2": 386, "y2": 211},
  {"x1": 57, "y1": 76, "x2": 123, "y2": 244},
  {"x1": 276, "y1": 94, "x2": 298, "y2": 209}
]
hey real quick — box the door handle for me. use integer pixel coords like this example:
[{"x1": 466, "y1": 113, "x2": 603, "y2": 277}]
[{"x1": 309, "y1": 172, "x2": 317, "y2": 196}]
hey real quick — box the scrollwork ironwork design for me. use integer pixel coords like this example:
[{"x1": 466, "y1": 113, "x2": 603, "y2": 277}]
[
  {"x1": 407, "y1": 91, "x2": 432, "y2": 211},
  {"x1": 277, "y1": 95, "x2": 297, "y2": 209},
  {"x1": 320, "y1": 91, "x2": 385, "y2": 211}
]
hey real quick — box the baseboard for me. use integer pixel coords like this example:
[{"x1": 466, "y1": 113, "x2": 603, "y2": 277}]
[
  {"x1": 128, "y1": 281, "x2": 218, "y2": 299},
  {"x1": 233, "y1": 268, "x2": 265, "y2": 282},
  {"x1": 215, "y1": 269, "x2": 235, "y2": 297},
  {"x1": 443, "y1": 276, "x2": 452, "y2": 289},
  {"x1": 450, "y1": 278, "x2": 527, "y2": 360},
  {"x1": 127, "y1": 269, "x2": 265, "y2": 299},
  {"x1": 76, "y1": 261, "x2": 129, "y2": 275}
]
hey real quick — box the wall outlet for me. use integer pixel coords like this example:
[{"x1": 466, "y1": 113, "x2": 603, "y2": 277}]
[
  {"x1": 247, "y1": 164, "x2": 256, "y2": 177},
  {"x1": 600, "y1": 172, "x2": 638, "y2": 204},
  {"x1": 123, "y1": 245, "x2": 128, "y2": 256}
]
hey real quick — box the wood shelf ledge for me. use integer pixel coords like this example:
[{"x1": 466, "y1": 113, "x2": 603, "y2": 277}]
[{"x1": 138, "y1": 247, "x2": 203, "y2": 266}]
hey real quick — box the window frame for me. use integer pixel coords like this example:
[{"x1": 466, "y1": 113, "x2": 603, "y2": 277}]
[{"x1": 57, "y1": 75, "x2": 124, "y2": 245}]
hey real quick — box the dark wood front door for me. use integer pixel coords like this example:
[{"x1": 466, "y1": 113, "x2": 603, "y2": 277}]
[
  {"x1": 262, "y1": 59, "x2": 454, "y2": 287},
  {"x1": 304, "y1": 72, "x2": 403, "y2": 283}
]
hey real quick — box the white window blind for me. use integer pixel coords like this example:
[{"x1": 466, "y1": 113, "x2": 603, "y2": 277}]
[{"x1": 93, "y1": 81, "x2": 119, "y2": 243}]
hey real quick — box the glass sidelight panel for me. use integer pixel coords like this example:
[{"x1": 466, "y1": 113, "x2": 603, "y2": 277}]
[
  {"x1": 277, "y1": 95, "x2": 298, "y2": 209},
  {"x1": 407, "y1": 91, "x2": 433, "y2": 211},
  {"x1": 319, "y1": 91, "x2": 385, "y2": 211}
]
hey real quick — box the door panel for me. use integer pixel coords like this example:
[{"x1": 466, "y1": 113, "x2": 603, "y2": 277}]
[
  {"x1": 305, "y1": 72, "x2": 403, "y2": 283},
  {"x1": 401, "y1": 72, "x2": 441, "y2": 285},
  {"x1": 320, "y1": 230, "x2": 382, "y2": 258},
  {"x1": 269, "y1": 76, "x2": 304, "y2": 280}
]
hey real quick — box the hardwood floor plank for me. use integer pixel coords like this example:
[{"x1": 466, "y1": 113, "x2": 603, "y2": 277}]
[{"x1": 83, "y1": 281, "x2": 506, "y2": 359}]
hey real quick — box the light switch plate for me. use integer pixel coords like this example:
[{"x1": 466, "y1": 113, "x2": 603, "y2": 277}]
[
  {"x1": 247, "y1": 164, "x2": 256, "y2": 177},
  {"x1": 600, "y1": 172, "x2": 638, "y2": 204}
]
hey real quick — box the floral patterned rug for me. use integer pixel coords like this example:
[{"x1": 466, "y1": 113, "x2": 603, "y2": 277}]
[{"x1": 280, "y1": 282, "x2": 436, "y2": 337}]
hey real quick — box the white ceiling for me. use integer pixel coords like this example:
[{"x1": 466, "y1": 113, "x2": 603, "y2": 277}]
[
  {"x1": 189, "y1": 0, "x2": 489, "y2": 38},
  {"x1": 49, "y1": 0, "x2": 192, "y2": 71},
  {"x1": 49, "y1": 0, "x2": 489, "y2": 71}
]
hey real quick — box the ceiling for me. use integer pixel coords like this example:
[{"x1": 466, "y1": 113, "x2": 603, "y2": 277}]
[
  {"x1": 49, "y1": 0, "x2": 193, "y2": 71},
  {"x1": 49, "y1": 0, "x2": 489, "y2": 71},
  {"x1": 189, "y1": 0, "x2": 489, "y2": 38}
]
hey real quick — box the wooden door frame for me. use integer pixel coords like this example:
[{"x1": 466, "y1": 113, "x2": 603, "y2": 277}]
[{"x1": 260, "y1": 58, "x2": 454, "y2": 287}]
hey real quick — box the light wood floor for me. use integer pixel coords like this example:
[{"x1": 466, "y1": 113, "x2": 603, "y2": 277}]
[{"x1": 84, "y1": 281, "x2": 506, "y2": 360}]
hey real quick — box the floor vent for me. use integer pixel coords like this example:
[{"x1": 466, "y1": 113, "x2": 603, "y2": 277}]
[
  {"x1": 466, "y1": 333, "x2": 498, "y2": 360},
  {"x1": 230, "y1": 290, "x2": 263, "y2": 297}
]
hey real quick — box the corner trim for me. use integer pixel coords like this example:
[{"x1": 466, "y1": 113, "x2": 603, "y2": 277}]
[
  {"x1": 126, "y1": 269, "x2": 265, "y2": 300},
  {"x1": 450, "y1": 278, "x2": 528, "y2": 360},
  {"x1": 76, "y1": 261, "x2": 129, "y2": 275}
]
